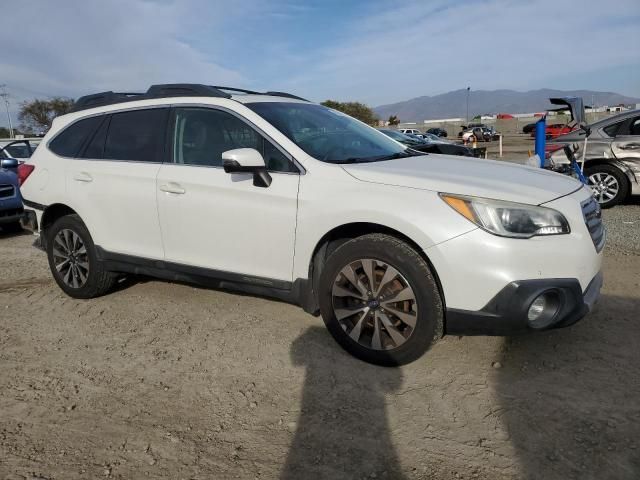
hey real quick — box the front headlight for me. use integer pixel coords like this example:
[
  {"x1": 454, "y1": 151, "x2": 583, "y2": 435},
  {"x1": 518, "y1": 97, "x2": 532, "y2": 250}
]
[{"x1": 440, "y1": 193, "x2": 570, "y2": 238}]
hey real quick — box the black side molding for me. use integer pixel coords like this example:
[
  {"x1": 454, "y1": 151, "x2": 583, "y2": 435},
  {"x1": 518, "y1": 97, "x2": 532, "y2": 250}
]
[
  {"x1": 94, "y1": 246, "x2": 317, "y2": 312},
  {"x1": 22, "y1": 198, "x2": 47, "y2": 211}
]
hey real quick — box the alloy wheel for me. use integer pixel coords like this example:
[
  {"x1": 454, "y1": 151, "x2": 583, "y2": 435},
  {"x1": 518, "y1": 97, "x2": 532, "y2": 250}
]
[
  {"x1": 331, "y1": 259, "x2": 418, "y2": 351},
  {"x1": 588, "y1": 172, "x2": 619, "y2": 204},
  {"x1": 52, "y1": 228, "x2": 90, "y2": 288}
]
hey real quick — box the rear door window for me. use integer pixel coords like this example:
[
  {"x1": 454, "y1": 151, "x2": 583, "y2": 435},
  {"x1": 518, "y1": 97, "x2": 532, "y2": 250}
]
[
  {"x1": 103, "y1": 108, "x2": 169, "y2": 162},
  {"x1": 49, "y1": 116, "x2": 102, "y2": 157}
]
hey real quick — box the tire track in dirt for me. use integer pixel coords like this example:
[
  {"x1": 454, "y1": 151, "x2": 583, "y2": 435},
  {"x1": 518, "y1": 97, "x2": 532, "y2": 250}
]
[{"x1": 0, "y1": 277, "x2": 52, "y2": 293}]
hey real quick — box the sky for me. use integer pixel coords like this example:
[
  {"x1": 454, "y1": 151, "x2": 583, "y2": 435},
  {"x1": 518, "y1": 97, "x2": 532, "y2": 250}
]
[{"x1": 1, "y1": 0, "x2": 639, "y2": 127}]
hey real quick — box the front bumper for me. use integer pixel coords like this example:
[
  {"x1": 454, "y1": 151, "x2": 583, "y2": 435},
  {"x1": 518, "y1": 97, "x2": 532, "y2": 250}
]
[
  {"x1": 0, "y1": 206, "x2": 24, "y2": 225},
  {"x1": 445, "y1": 271, "x2": 603, "y2": 335}
]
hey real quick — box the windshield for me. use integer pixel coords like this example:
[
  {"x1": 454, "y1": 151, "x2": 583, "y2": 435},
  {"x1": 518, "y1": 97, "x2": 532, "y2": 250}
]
[
  {"x1": 247, "y1": 102, "x2": 416, "y2": 163},
  {"x1": 379, "y1": 129, "x2": 423, "y2": 145}
]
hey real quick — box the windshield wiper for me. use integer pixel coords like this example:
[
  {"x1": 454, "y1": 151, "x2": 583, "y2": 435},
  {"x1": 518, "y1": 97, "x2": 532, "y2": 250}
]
[
  {"x1": 372, "y1": 150, "x2": 420, "y2": 161},
  {"x1": 332, "y1": 150, "x2": 420, "y2": 164}
]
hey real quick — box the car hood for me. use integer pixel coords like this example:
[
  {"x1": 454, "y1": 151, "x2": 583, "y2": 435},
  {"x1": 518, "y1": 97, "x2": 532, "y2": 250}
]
[{"x1": 342, "y1": 154, "x2": 582, "y2": 205}]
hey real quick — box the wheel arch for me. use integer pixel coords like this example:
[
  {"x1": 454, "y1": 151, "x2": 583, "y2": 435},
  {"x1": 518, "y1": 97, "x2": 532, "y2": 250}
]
[
  {"x1": 302, "y1": 222, "x2": 446, "y2": 316},
  {"x1": 585, "y1": 159, "x2": 634, "y2": 186},
  {"x1": 584, "y1": 159, "x2": 633, "y2": 200},
  {"x1": 40, "y1": 203, "x2": 78, "y2": 246}
]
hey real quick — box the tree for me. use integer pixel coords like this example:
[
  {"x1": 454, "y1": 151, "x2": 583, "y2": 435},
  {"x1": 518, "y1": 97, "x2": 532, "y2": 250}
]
[
  {"x1": 0, "y1": 127, "x2": 10, "y2": 138},
  {"x1": 321, "y1": 100, "x2": 378, "y2": 125},
  {"x1": 387, "y1": 115, "x2": 400, "y2": 126},
  {"x1": 19, "y1": 97, "x2": 74, "y2": 132}
]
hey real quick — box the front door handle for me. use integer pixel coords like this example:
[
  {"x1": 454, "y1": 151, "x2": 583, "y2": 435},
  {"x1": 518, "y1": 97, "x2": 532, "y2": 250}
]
[
  {"x1": 159, "y1": 183, "x2": 186, "y2": 194},
  {"x1": 619, "y1": 143, "x2": 640, "y2": 150},
  {"x1": 73, "y1": 172, "x2": 93, "y2": 182}
]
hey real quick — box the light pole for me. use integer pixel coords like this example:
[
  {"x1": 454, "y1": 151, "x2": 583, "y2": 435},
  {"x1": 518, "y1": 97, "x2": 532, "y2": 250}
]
[
  {"x1": 466, "y1": 86, "x2": 470, "y2": 124},
  {"x1": 0, "y1": 85, "x2": 14, "y2": 138}
]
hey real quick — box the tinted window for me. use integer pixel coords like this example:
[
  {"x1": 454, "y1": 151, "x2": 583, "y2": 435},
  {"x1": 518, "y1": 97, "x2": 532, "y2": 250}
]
[
  {"x1": 104, "y1": 109, "x2": 168, "y2": 162},
  {"x1": 172, "y1": 107, "x2": 296, "y2": 172},
  {"x1": 630, "y1": 118, "x2": 640, "y2": 136},
  {"x1": 49, "y1": 116, "x2": 102, "y2": 157},
  {"x1": 603, "y1": 121, "x2": 624, "y2": 137},
  {"x1": 79, "y1": 115, "x2": 109, "y2": 159}
]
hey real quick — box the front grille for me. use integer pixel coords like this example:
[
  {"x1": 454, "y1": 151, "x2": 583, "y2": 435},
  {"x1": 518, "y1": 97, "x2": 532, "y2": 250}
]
[
  {"x1": 581, "y1": 196, "x2": 605, "y2": 252},
  {"x1": 0, "y1": 184, "x2": 15, "y2": 198}
]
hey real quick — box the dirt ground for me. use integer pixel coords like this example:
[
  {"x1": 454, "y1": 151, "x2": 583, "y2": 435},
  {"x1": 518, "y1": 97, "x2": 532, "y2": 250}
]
[{"x1": 1, "y1": 208, "x2": 639, "y2": 479}]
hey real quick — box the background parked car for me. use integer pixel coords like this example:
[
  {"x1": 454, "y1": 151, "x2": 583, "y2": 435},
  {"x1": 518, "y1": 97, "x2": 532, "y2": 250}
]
[
  {"x1": 0, "y1": 139, "x2": 39, "y2": 161},
  {"x1": 379, "y1": 129, "x2": 474, "y2": 156},
  {"x1": 548, "y1": 109, "x2": 640, "y2": 207},
  {"x1": 531, "y1": 123, "x2": 574, "y2": 139},
  {"x1": 399, "y1": 128, "x2": 421, "y2": 136},
  {"x1": 0, "y1": 158, "x2": 24, "y2": 233},
  {"x1": 426, "y1": 127, "x2": 448, "y2": 137},
  {"x1": 522, "y1": 123, "x2": 536, "y2": 134},
  {"x1": 460, "y1": 126, "x2": 491, "y2": 142}
]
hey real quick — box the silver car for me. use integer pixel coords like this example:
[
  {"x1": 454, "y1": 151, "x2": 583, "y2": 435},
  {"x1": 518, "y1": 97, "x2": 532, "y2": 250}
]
[{"x1": 549, "y1": 109, "x2": 640, "y2": 207}]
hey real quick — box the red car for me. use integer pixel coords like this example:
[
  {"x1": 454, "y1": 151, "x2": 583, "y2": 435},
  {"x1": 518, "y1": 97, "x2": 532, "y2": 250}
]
[{"x1": 530, "y1": 123, "x2": 574, "y2": 139}]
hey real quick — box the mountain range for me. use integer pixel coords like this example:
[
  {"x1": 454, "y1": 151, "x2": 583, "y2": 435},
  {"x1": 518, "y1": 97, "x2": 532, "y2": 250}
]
[{"x1": 373, "y1": 89, "x2": 640, "y2": 122}]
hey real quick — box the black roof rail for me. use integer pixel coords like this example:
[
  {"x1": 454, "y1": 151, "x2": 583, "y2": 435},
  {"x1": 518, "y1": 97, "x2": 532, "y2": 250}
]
[
  {"x1": 215, "y1": 86, "x2": 308, "y2": 101},
  {"x1": 70, "y1": 91, "x2": 144, "y2": 113},
  {"x1": 264, "y1": 91, "x2": 308, "y2": 101},
  {"x1": 70, "y1": 83, "x2": 307, "y2": 113},
  {"x1": 213, "y1": 86, "x2": 261, "y2": 95},
  {"x1": 146, "y1": 83, "x2": 231, "y2": 99}
]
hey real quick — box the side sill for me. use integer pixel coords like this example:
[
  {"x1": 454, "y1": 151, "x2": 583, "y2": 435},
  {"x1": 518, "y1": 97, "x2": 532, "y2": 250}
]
[{"x1": 95, "y1": 246, "x2": 317, "y2": 312}]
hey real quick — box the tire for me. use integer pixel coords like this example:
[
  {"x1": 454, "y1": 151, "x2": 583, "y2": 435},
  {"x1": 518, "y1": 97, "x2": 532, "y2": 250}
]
[
  {"x1": 45, "y1": 214, "x2": 116, "y2": 298},
  {"x1": 1, "y1": 221, "x2": 22, "y2": 233},
  {"x1": 586, "y1": 164, "x2": 629, "y2": 208},
  {"x1": 318, "y1": 233, "x2": 443, "y2": 366}
]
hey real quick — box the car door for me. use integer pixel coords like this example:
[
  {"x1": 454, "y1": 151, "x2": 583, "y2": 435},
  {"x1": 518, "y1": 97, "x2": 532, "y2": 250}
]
[
  {"x1": 156, "y1": 106, "x2": 300, "y2": 282},
  {"x1": 611, "y1": 115, "x2": 640, "y2": 162},
  {"x1": 63, "y1": 108, "x2": 169, "y2": 259}
]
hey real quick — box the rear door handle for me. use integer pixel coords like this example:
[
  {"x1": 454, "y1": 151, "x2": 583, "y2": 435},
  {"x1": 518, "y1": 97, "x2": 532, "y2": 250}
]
[
  {"x1": 159, "y1": 183, "x2": 186, "y2": 194},
  {"x1": 73, "y1": 172, "x2": 93, "y2": 182}
]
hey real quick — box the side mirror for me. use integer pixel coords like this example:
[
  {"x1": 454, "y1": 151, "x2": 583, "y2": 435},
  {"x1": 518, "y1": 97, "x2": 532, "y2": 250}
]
[
  {"x1": 222, "y1": 148, "x2": 272, "y2": 188},
  {"x1": 1, "y1": 158, "x2": 19, "y2": 170}
]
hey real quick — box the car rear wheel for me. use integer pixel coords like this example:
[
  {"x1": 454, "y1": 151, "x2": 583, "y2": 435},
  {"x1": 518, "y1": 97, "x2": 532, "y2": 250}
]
[
  {"x1": 318, "y1": 233, "x2": 443, "y2": 366},
  {"x1": 586, "y1": 164, "x2": 629, "y2": 208},
  {"x1": 46, "y1": 214, "x2": 116, "y2": 298}
]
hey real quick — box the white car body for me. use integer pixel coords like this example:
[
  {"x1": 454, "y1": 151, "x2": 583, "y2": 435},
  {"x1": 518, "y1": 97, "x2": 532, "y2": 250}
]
[{"x1": 20, "y1": 90, "x2": 604, "y2": 360}]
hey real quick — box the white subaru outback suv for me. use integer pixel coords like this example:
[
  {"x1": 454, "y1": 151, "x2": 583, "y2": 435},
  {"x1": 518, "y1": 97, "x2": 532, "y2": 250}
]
[{"x1": 19, "y1": 84, "x2": 604, "y2": 366}]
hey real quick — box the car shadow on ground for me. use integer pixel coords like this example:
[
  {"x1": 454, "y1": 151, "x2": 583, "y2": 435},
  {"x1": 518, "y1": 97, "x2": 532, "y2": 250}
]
[
  {"x1": 495, "y1": 294, "x2": 640, "y2": 480},
  {"x1": 281, "y1": 326, "x2": 407, "y2": 479}
]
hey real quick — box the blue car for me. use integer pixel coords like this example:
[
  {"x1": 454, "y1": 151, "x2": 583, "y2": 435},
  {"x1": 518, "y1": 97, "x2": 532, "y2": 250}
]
[{"x1": 0, "y1": 158, "x2": 24, "y2": 233}]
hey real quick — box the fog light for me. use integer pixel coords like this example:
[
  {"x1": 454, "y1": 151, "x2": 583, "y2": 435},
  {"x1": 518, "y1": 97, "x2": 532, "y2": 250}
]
[
  {"x1": 527, "y1": 296, "x2": 547, "y2": 322},
  {"x1": 527, "y1": 291, "x2": 561, "y2": 329}
]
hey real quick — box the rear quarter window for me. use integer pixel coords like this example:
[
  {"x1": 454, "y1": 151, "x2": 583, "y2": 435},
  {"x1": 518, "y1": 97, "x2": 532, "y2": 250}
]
[
  {"x1": 48, "y1": 116, "x2": 102, "y2": 157},
  {"x1": 603, "y1": 121, "x2": 624, "y2": 137}
]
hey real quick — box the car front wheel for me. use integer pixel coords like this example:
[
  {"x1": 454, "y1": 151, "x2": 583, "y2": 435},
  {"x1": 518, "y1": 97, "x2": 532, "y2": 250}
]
[
  {"x1": 318, "y1": 233, "x2": 443, "y2": 366},
  {"x1": 586, "y1": 164, "x2": 629, "y2": 208}
]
